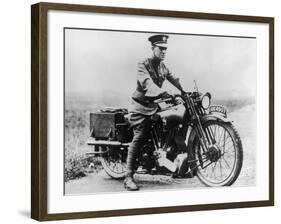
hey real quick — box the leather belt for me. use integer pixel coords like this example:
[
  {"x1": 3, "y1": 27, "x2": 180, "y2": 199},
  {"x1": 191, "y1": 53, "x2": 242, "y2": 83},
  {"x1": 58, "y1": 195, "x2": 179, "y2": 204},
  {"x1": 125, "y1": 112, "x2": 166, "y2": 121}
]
[{"x1": 132, "y1": 97, "x2": 153, "y2": 107}]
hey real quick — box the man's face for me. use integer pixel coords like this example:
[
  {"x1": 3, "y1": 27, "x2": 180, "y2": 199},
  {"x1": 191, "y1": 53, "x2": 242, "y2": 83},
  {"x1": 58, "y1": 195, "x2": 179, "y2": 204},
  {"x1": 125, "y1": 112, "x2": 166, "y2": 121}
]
[{"x1": 152, "y1": 46, "x2": 167, "y2": 61}]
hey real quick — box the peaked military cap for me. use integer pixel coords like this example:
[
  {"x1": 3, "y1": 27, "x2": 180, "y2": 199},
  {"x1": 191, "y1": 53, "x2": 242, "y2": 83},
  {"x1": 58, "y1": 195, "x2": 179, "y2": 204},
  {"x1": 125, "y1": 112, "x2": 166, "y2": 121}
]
[{"x1": 148, "y1": 34, "x2": 169, "y2": 47}]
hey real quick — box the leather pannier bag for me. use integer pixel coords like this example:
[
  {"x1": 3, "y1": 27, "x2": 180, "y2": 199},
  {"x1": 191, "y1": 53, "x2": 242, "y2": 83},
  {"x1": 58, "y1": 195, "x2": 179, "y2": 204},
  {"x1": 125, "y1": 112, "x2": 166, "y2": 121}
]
[{"x1": 90, "y1": 108, "x2": 132, "y2": 142}]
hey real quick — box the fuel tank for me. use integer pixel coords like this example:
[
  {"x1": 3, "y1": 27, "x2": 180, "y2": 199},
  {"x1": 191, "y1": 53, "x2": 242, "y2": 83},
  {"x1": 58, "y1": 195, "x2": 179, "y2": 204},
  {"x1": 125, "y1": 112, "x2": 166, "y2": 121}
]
[{"x1": 157, "y1": 104, "x2": 186, "y2": 125}]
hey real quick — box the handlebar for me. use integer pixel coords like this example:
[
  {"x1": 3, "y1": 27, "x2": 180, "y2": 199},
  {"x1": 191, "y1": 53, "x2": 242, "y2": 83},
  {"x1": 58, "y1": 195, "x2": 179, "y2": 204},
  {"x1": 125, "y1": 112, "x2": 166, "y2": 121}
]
[
  {"x1": 153, "y1": 97, "x2": 173, "y2": 104},
  {"x1": 153, "y1": 91, "x2": 196, "y2": 104}
]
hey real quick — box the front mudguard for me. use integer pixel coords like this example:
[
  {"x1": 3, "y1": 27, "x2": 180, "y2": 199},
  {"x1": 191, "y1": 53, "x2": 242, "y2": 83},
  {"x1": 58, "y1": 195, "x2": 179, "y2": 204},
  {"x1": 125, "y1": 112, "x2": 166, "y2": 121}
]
[{"x1": 200, "y1": 113, "x2": 232, "y2": 124}]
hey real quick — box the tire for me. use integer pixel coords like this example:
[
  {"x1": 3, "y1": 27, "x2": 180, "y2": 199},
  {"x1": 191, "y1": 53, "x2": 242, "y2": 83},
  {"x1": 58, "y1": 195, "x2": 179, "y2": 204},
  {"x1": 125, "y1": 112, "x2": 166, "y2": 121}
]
[
  {"x1": 100, "y1": 157, "x2": 126, "y2": 179},
  {"x1": 194, "y1": 120, "x2": 243, "y2": 187},
  {"x1": 99, "y1": 146, "x2": 127, "y2": 179}
]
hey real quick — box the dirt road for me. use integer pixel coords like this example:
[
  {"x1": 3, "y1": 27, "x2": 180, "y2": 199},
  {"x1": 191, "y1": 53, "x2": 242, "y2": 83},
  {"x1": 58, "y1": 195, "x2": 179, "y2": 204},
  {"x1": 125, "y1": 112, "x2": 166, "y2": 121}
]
[{"x1": 65, "y1": 104, "x2": 256, "y2": 195}]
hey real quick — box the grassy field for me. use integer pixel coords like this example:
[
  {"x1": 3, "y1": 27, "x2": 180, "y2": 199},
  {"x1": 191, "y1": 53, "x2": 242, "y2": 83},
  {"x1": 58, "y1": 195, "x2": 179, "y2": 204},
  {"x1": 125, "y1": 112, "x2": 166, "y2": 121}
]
[
  {"x1": 64, "y1": 93, "x2": 129, "y2": 181},
  {"x1": 64, "y1": 109, "x2": 92, "y2": 181},
  {"x1": 64, "y1": 94, "x2": 255, "y2": 182}
]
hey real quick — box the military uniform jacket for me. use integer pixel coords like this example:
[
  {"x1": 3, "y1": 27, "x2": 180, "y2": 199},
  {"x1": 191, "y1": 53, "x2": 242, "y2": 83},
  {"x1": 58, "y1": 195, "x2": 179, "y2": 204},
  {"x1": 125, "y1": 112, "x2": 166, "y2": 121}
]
[{"x1": 128, "y1": 58, "x2": 183, "y2": 126}]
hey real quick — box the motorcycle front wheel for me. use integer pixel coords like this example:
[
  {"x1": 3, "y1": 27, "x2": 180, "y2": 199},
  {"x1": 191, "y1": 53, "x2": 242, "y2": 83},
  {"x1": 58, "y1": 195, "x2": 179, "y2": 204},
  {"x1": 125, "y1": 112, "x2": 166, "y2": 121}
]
[
  {"x1": 194, "y1": 120, "x2": 243, "y2": 187},
  {"x1": 99, "y1": 146, "x2": 126, "y2": 179}
]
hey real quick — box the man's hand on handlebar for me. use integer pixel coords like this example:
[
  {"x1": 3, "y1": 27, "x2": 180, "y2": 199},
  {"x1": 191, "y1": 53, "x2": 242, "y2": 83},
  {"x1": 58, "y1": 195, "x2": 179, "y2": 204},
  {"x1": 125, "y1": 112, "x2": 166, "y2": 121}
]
[
  {"x1": 160, "y1": 91, "x2": 172, "y2": 100},
  {"x1": 153, "y1": 91, "x2": 177, "y2": 104}
]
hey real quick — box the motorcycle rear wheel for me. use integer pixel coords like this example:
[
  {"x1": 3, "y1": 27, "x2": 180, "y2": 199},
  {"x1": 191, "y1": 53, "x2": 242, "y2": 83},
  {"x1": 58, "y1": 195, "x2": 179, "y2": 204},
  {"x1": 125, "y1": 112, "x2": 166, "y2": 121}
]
[
  {"x1": 99, "y1": 146, "x2": 126, "y2": 179},
  {"x1": 195, "y1": 120, "x2": 243, "y2": 187}
]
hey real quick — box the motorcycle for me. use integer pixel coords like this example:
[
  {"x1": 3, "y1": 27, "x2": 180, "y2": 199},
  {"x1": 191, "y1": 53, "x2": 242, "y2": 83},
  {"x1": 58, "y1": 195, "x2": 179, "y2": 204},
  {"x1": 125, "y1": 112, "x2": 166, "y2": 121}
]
[{"x1": 86, "y1": 84, "x2": 243, "y2": 187}]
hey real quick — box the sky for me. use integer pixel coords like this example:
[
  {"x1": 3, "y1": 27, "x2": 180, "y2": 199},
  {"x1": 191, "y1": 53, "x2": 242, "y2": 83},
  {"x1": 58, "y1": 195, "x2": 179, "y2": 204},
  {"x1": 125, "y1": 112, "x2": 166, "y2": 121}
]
[{"x1": 65, "y1": 28, "x2": 256, "y2": 101}]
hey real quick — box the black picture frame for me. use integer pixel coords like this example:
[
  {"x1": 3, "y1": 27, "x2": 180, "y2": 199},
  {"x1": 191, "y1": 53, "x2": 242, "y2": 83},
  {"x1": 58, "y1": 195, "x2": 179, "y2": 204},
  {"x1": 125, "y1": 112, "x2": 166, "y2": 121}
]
[{"x1": 31, "y1": 2, "x2": 274, "y2": 221}]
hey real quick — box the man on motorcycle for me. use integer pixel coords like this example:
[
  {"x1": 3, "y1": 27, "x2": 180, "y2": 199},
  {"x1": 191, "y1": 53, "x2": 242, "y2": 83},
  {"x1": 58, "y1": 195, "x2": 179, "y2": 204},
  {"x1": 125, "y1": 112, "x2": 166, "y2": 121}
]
[{"x1": 124, "y1": 34, "x2": 185, "y2": 191}]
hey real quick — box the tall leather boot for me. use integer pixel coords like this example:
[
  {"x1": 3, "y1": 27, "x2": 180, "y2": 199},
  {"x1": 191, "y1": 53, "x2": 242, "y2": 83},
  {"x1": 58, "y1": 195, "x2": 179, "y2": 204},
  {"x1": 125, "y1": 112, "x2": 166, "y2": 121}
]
[
  {"x1": 124, "y1": 122, "x2": 147, "y2": 191},
  {"x1": 124, "y1": 144, "x2": 139, "y2": 191}
]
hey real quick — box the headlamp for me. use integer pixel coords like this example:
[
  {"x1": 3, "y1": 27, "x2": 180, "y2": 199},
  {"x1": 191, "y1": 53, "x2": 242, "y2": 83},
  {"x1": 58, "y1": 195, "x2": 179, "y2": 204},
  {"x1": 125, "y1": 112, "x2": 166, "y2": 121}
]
[{"x1": 201, "y1": 92, "x2": 211, "y2": 109}]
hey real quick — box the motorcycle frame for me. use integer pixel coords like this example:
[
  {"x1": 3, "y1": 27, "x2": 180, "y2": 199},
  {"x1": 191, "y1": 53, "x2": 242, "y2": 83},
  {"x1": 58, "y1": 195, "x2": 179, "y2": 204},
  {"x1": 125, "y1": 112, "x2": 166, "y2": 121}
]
[
  {"x1": 184, "y1": 94, "x2": 214, "y2": 153},
  {"x1": 150, "y1": 93, "x2": 232, "y2": 155}
]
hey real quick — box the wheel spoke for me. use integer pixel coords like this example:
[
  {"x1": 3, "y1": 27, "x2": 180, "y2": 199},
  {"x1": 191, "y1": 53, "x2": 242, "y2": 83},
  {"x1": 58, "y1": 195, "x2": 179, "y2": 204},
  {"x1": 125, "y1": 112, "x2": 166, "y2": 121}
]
[
  {"x1": 221, "y1": 156, "x2": 231, "y2": 169},
  {"x1": 223, "y1": 129, "x2": 226, "y2": 151},
  {"x1": 218, "y1": 139, "x2": 233, "y2": 148},
  {"x1": 218, "y1": 127, "x2": 224, "y2": 145},
  {"x1": 222, "y1": 145, "x2": 235, "y2": 153},
  {"x1": 211, "y1": 162, "x2": 218, "y2": 179},
  {"x1": 219, "y1": 159, "x2": 223, "y2": 179}
]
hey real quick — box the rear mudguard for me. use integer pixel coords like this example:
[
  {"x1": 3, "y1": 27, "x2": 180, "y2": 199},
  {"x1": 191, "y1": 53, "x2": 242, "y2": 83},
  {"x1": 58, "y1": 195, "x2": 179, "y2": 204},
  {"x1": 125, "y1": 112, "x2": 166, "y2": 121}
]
[{"x1": 86, "y1": 137, "x2": 129, "y2": 156}]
